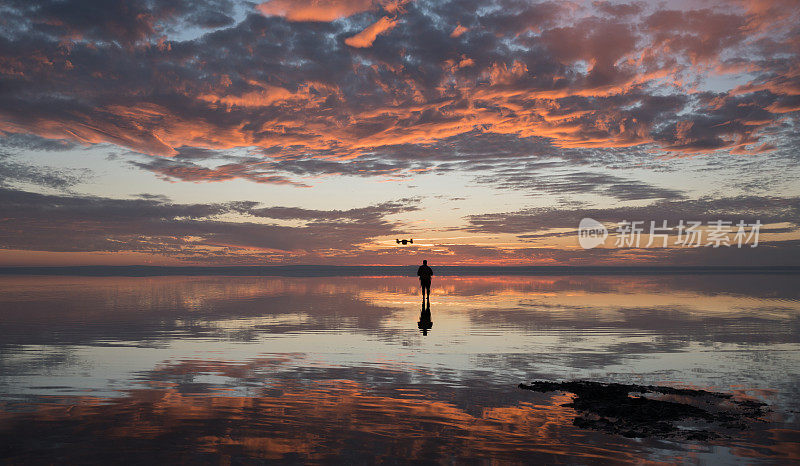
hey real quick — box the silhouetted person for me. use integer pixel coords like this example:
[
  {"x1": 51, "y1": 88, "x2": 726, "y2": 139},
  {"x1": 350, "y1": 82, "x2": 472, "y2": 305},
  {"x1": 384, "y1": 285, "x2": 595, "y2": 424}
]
[
  {"x1": 418, "y1": 300, "x2": 432, "y2": 336},
  {"x1": 417, "y1": 259, "x2": 433, "y2": 301}
]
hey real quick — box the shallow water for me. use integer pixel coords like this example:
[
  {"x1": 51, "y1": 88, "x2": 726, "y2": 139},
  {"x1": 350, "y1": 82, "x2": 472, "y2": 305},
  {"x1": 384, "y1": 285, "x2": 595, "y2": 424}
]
[{"x1": 0, "y1": 274, "x2": 798, "y2": 463}]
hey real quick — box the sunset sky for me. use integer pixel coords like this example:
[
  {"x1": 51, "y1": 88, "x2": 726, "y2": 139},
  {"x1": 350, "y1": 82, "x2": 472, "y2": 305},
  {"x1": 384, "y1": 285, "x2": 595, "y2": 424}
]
[{"x1": 0, "y1": 0, "x2": 798, "y2": 266}]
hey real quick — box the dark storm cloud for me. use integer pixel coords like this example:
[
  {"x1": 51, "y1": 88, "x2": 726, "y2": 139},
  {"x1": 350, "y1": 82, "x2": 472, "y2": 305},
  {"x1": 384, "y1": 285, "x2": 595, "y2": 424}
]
[
  {"x1": 0, "y1": 187, "x2": 416, "y2": 256},
  {"x1": 0, "y1": 0, "x2": 796, "y2": 188}
]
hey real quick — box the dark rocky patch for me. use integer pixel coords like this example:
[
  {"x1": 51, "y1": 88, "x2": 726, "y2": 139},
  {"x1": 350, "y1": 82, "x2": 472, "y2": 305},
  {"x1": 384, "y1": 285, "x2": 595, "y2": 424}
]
[{"x1": 519, "y1": 380, "x2": 768, "y2": 440}]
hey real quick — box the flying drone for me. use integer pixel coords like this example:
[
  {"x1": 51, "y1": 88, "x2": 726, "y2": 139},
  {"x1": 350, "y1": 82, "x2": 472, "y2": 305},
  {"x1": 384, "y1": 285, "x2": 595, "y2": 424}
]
[{"x1": 396, "y1": 238, "x2": 413, "y2": 245}]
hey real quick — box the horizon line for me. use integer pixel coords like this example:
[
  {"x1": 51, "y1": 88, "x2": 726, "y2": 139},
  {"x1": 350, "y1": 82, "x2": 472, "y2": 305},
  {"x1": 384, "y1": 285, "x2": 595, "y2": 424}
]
[{"x1": 1, "y1": 264, "x2": 798, "y2": 277}]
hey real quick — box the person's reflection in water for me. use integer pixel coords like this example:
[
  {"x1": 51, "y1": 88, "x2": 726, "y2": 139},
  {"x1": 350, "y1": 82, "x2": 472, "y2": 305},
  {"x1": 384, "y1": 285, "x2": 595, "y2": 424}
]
[{"x1": 418, "y1": 300, "x2": 433, "y2": 336}]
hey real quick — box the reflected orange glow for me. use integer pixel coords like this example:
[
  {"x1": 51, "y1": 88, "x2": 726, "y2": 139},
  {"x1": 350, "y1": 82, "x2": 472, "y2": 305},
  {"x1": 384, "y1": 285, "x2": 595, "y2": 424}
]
[
  {"x1": 0, "y1": 380, "x2": 682, "y2": 462},
  {"x1": 1, "y1": 374, "x2": 795, "y2": 462}
]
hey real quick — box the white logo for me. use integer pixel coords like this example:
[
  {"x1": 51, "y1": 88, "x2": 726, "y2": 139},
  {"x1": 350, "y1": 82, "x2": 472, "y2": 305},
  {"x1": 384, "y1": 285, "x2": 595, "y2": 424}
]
[{"x1": 578, "y1": 218, "x2": 608, "y2": 249}]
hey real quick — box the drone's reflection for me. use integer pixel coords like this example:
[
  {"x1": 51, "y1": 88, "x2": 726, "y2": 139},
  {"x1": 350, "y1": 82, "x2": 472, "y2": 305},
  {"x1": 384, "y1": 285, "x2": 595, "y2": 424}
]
[{"x1": 418, "y1": 300, "x2": 432, "y2": 336}]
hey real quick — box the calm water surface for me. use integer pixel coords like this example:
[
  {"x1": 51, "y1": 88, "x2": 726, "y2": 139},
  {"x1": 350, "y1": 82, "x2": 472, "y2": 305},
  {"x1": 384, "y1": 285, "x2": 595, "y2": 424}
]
[{"x1": 0, "y1": 274, "x2": 798, "y2": 463}]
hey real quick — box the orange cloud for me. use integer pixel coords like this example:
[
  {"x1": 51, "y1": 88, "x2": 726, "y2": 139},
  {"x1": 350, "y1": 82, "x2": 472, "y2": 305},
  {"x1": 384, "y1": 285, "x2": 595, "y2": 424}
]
[
  {"x1": 199, "y1": 85, "x2": 299, "y2": 107},
  {"x1": 381, "y1": 0, "x2": 412, "y2": 15},
  {"x1": 257, "y1": 0, "x2": 375, "y2": 22},
  {"x1": 450, "y1": 24, "x2": 468, "y2": 38},
  {"x1": 345, "y1": 16, "x2": 398, "y2": 48}
]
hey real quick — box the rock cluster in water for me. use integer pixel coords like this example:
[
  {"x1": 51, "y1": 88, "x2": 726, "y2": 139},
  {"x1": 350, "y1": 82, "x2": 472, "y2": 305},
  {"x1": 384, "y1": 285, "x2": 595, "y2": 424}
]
[{"x1": 519, "y1": 380, "x2": 769, "y2": 440}]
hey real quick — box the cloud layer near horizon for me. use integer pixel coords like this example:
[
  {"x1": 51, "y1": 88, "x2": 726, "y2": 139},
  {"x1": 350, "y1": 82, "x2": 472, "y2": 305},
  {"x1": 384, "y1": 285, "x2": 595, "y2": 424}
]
[
  {"x1": 0, "y1": 185, "x2": 797, "y2": 265},
  {"x1": 0, "y1": 187, "x2": 421, "y2": 263}
]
